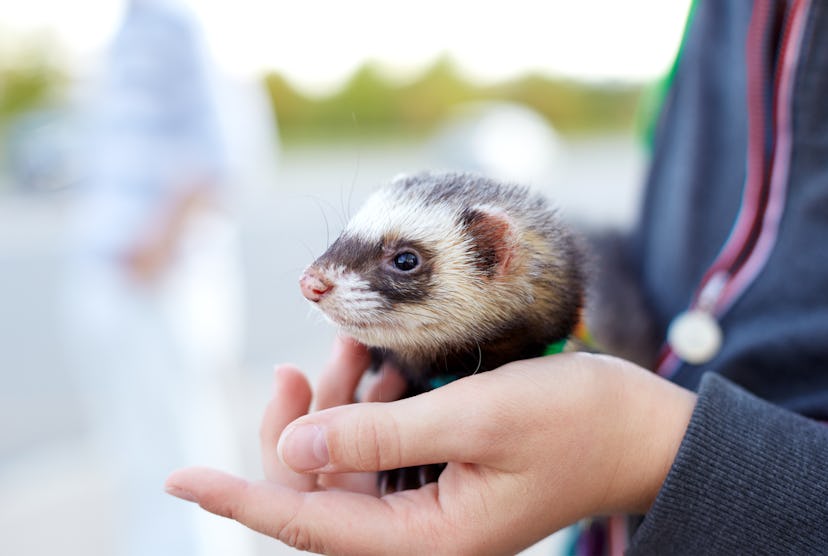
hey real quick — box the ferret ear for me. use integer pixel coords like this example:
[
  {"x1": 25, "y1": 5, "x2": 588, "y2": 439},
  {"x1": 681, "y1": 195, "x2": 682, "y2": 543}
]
[{"x1": 460, "y1": 206, "x2": 518, "y2": 278}]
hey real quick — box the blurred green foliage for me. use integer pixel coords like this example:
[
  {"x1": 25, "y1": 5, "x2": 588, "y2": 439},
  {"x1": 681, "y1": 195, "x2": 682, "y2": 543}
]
[
  {"x1": 0, "y1": 34, "x2": 67, "y2": 187},
  {"x1": 265, "y1": 56, "x2": 645, "y2": 142},
  {"x1": 0, "y1": 38, "x2": 645, "y2": 145},
  {"x1": 0, "y1": 35, "x2": 65, "y2": 125}
]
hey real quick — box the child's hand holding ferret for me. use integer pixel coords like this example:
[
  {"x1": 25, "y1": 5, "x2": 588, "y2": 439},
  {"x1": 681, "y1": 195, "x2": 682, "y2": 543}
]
[{"x1": 166, "y1": 337, "x2": 695, "y2": 555}]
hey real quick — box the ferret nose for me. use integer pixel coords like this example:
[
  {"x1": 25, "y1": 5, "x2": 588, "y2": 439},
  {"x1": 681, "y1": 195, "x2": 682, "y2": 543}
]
[{"x1": 300, "y1": 269, "x2": 333, "y2": 302}]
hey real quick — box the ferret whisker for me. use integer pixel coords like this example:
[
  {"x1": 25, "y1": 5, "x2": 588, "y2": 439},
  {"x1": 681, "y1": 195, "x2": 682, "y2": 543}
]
[
  {"x1": 333, "y1": 183, "x2": 347, "y2": 230},
  {"x1": 324, "y1": 208, "x2": 331, "y2": 249},
  {"x1": 298, "y1": 194, "x2": 334, "y2": 249},
  {"x1": 471, "y1": 342, "x2": 483, "y2": 376},
  {"x1": 297, "y1": 240, "x2": 317, "y2": 263},
  {"x1": 279, "y1": 265, "x2": 312, "y2": 280},
  {"x1": 347, "y1": 150, "x2": 361, "y2": 220},
  {"x1": 339, "y1": 154, "x2": 361, "y2": 224},
  {"x1": 378, "y1": 363, "x2": 386, "y2": 403}
]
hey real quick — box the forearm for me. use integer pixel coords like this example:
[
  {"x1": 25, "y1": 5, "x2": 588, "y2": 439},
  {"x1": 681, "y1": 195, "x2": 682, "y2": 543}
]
[
  {"x1": 154, "y1": 183, "x2": 215, "y2": 248},
  {"x1": 630, "y1": 373, "x2": 828, "y2": 555},
  {"x1": 125, "y1": 182, "x2": 215, "y2": 282}
]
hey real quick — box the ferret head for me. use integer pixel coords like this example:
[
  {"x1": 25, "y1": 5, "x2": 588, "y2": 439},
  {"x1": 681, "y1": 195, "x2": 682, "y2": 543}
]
[{"x1": 300, "y1": 172, "x2": 582, "y2": 360}]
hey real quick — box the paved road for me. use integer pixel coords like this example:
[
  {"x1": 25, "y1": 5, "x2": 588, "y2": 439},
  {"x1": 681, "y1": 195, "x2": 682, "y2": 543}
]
[{"x1": 0, "y1": 136, "x2": 644, "y2": 556}]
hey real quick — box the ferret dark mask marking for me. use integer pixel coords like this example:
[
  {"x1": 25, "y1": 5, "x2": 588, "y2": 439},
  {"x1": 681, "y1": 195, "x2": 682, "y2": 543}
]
[
  {"x1": 316, "y1": 234, "x2": 437, "y2": 305},
  {"x1": 300, "y1": 171, "x2": 585, "y2": 493}
]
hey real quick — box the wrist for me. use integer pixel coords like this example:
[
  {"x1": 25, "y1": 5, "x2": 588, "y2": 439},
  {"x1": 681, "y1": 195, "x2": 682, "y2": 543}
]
[
  {"x1": 605, "y1": 360, "x2": 696, "y2": 514},
  {"x1": 499, "y1": 354, "x2": 695, "y2": 527}
]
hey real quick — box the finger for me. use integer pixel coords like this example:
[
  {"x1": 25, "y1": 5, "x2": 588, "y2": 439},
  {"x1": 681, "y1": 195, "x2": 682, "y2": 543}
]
[
  {"x1": 314, "y1": 335, "x2": 372, "y2": 410},
  {"x1": 267, "y1": 363, "x2": 378, "y2": 495},
  {"x1": 278, "y1": 374, "x2": 506, "y2": 474},
  {"x1": 260, "y1": 365, "x2": 316, "y2": 490},
  {"x1": 165, "y1": 466, "x2": 439, "y2": 555},
  {"x1": 360, "y1": 362, "x2": 408, "y2": 403},
  {"x1": 318, "y1": 469, "x2": 379, "y2": 495}
]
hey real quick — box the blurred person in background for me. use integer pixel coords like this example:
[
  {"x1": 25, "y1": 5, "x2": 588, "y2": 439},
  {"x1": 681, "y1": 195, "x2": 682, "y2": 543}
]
[{"x1": 61, "y1": 0, "x2": 256, "y2": 554}]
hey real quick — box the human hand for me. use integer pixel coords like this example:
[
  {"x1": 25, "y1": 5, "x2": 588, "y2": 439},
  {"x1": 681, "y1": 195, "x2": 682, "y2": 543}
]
[
  {"x1": 166, "y1": 347, "x2": 695, "y2": 555},
  {"x1": 123, "y1": 238, "x2": 173, "y2": 284},
  {"x1": 124, "y1": 185, "x2": 213, "y2": 285},
  {"x1": 258, "y1": 336, "x2": 408, "y2": 496}
]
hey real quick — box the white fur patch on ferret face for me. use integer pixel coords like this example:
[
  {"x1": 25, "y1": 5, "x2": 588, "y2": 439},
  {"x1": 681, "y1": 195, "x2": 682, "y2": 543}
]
[
  {"x1": 311, "y1": 265, "x2": 445, "y2": 351},
  {"x1": 345, "y1": 186, "x2": 462, "y2": 245},
  {"x1": 312, "y1": 265, "x2": 386, "y2": 328}
]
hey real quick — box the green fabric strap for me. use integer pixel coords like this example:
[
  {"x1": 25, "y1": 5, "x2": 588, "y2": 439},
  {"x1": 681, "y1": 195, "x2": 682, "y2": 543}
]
[
  {"x1": 542, "y1": 338, "x2": 568, "y2": 356},
  {"x1": 428, "y1": 340, "x2": 569, "y2": 389}
]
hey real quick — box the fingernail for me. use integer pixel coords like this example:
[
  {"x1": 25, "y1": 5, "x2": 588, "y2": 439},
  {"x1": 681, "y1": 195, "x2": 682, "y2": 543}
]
[
  {"x1": 165, "y1": 485, "x2": 198, "y2": 503},
  {"x1": 278, "y1": 424, "x2": 329, "y2": 471}
]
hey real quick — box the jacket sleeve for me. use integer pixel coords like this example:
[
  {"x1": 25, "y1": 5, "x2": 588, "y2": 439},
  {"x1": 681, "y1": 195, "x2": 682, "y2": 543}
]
[{"x1": 628, "y1": 372, "x2": 828, "y2": 555}]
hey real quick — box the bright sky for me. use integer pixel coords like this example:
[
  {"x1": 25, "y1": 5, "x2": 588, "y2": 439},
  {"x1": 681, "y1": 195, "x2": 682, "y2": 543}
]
[{"x1": 1, "y1": 0, "x2": 692, "y2": 93}]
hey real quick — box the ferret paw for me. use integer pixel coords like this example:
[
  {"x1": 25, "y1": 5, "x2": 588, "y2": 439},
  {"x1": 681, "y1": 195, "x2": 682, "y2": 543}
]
[{"x1": 378, "y1": 464, "x2": 447, "y2": 495}]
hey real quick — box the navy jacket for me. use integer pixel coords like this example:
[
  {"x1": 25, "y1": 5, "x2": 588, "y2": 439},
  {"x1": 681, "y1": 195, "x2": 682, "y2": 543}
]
[{"x1": 628, "y1": 0, "x2": 828, "y2": 553}]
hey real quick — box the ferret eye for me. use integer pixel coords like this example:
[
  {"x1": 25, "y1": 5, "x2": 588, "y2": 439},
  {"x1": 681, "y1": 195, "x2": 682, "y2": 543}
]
[{"x1": 393, "y1": 251, "x2": 419, "y2": 271}]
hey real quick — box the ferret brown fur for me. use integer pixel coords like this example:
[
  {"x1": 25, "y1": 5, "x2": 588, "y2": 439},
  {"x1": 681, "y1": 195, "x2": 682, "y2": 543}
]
[
  {"x1": 301, "y1": 171, "x2": 586, "y2": 390},
  {"x1": 300, "y1": 171, "x2": 588, "y2": 492}
]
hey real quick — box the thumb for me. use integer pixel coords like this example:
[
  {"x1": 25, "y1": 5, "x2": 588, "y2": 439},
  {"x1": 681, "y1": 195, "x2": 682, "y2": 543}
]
[{"x1": 277, "y1": 377, "x2": 498, "y2": 474}]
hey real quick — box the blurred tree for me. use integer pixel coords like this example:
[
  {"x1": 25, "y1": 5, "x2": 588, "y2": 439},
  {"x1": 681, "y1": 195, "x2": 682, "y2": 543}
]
[
  {"x1": 264, "y1": 56, "x2": 645, "y2": 143},
  {"x1": 492, "y1": 74, "x2": 642, "y2": 133},
  {"x1": 396, "y1": 55, "x2": 475, "y2": 131},
  {"x1": 0, "y1": 34, "x2": 67, "y2": 189},
  {"x1": 330, "y1": 62, "x2": 398, "y2": 132},
  {"x1": 0, "y1": 35, "x2": 65, "y2": 124},
  {"x1": 263, "y1": 72, "x2": 312, "y2": 132},
  {"x1": 0, "y1": 32, "x2": 645, "y2": 147}
]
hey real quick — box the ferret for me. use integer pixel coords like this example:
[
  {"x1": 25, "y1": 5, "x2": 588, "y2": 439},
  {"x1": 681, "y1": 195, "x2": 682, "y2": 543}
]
[{"x1": 300, "y1": 171, "x2": 586, "y2": 492}]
